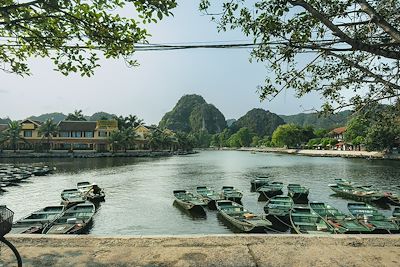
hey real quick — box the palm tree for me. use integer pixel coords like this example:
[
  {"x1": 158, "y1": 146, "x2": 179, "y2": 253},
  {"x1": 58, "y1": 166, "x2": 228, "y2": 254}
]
[
  {"x1": 66, "y1": 110, "x2": 86, "y2": 121},
  {"x1": 3, "y1": 121, "x2": 24, "y2": 152},
  {"x1": 108, "y1": 130, "x2": 123, "y2": 153},
  {"x1": 38, "y1": 119, "x2": 59, "y2": 152},
  {"x1": 120, "y1": 127, "x2": 138, "y2": 152},
  {"x1": 148, "y1": 130, "x2": 162, "y2": 151}
]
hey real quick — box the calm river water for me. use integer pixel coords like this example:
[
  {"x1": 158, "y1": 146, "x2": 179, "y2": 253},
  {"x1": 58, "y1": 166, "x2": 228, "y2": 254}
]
[{"x1": 1, "y1": 151, "x2": 399, "y2": 235}]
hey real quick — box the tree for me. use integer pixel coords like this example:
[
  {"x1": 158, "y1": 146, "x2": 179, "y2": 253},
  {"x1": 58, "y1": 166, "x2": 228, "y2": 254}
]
[
  {"x1": 272, "y1": 124, "x2": 304, "y2": 148},
  {"x1": 114, "y1": 115, "x2": 143, "y2": 130},
  {"x1": 2, "y1": 121, "x2": 24, "y2": 152},
  {"x1": 200, "y1": 1, "x2": 400, "y2": 113},
  {"x1": 38, "y1": 118, "x2": 59, "y2": 151},
  {"x1": 344, "y1": 116, "x2": 369, "y2": 143},
  {"x1": 65, "y1": 110, "x2": 86, "y2": 121},
  {"x1": 0, "y1": 0, "x2": 177, "y2": 76},
  {"x1": 251, "y1": 136, "x2": 261, "y2": 147}
]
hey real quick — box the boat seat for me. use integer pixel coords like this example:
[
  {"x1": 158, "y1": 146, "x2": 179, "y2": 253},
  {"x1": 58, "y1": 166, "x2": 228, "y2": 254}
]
[{"x1": 295, "y1": 222, "x2": 316, "y2": 226}]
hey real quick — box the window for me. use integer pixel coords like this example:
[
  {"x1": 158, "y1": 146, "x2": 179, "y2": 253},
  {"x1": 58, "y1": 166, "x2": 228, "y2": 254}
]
[
  {"x1": 60, "y1": 132, "x2": 70, "y2": 138},
  {"x1": 71, "y1": 131, "x2": 82, "y2": 138},
  {"x1": 23, "y1": 130, "x2": 32, "y2": 137},
  {"x1": 98, "y1": 131, "x2": 107, "y2": 137},
  {"x1": 84, "y1": 131, "x2": 94, "y2": 138}
]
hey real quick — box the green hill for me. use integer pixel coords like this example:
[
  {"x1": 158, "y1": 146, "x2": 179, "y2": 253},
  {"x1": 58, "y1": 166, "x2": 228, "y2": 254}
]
[
  {"x1": 231, "y1": 108, "x2": 285, "y2": 137},
  {"x1": 0, "y1": 117, "x2": 10, "y2": 124},
  {"x1": 159, "y1": 94, "x2": 226, "y2": 134},
  {"x1": 29, "y1": 112, "x2": 67, "y2": 122},
  {"x1": 279, "y1": 110, "x2": 352, "y2": 129}
]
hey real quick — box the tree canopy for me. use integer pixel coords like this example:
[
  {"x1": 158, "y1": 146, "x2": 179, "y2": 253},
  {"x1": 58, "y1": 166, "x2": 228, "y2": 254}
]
[
  {"x1": 200, "y1": 0, "x2": 400, "y2": 113},
  {"x1": 0, "y1": 0, "x2": 176, "y2": 76}
]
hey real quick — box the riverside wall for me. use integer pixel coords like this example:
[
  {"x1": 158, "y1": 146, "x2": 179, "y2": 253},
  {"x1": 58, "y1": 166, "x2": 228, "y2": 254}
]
[
  {"x1": 4, "y1": 234, "x2": 400, "y2": 267},
  {"x1": 235, "y1": 147, "x2": 400, "y2": 160}
]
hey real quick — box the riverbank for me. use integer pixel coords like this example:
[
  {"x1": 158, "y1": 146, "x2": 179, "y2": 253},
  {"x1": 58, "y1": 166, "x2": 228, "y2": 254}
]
[
  {"x1": 0, "y1": 150, "x2": 197, "y2": 158},
  {"x1": 234, "y1": 147, "x2": 400, "y2": 160},
  {"x1": 5, "y1": 234, "x2": 400, "y2": 266}
]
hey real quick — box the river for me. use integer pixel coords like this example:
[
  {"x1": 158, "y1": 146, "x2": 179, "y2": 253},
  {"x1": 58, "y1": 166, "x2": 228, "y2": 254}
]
[{"x1": 1, "y1": 151, "x2": 399, "y2": 235}]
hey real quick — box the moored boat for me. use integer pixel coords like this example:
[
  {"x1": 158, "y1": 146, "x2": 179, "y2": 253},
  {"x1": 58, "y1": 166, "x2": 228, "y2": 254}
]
[
  {"x1": 392, "y1": 207, "x2": 400, "y2": 226},
  {"x1": 61, "y1": 189, "x2": 87, "y2": 207},
  {"x1": 287, "y1": 184, "x2": 309, "y2": 204},
  {"x1": 173, "y1": 190, "x2": 206, "y2": 215},
  {"x1": 290, "y1": 205, "x2": 334, "y2": 234},
  {"x1": 216, "y1": 200, "x2": 272, "y2": 233},
  {"x1": 221, "y1": 186, "x2": 243, "y2": 204},
  {"x1": 44, "y1": 202, "x2": 96, "y2": 234},
  {"x1": 264, "y1": 196, "x2": 293, "y2": 232},
  {"x1": 347, "y1": 202, "x2": 399, "y2": 234},
  {"x1": 250, "y1": 177, "x2": 269, "y2": 191},
  {"x1": 11, "y1": 205, "x2": 65, "y2": 234},
  {"x1": 310, "y1": 202, "x2": 372, "y2": 234},
  {"x1": 257, "y1": 182, "x2": 284, "y2": 201},
  {"x1": 195, "y1": 186, "x2": 224, "y2": 210},
  {"x1": 329, "y1": 185, "x2": 386, "y2": 203}
]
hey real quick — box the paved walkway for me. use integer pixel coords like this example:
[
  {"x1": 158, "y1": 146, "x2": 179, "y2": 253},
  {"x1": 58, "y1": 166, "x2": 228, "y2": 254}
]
[{"x1": 4, "y1": 234, "x2": 400, "y2": 267}]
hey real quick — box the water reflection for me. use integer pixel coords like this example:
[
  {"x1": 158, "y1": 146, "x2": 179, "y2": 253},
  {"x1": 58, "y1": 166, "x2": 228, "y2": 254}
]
[{"x1": 0, "y1": 151, "x2": 399, "y2": 235}]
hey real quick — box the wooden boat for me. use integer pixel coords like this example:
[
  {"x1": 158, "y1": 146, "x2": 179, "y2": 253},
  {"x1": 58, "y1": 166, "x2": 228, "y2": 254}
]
[
  {"x1": 287, "y1": 184, "x2": 309, "y2": 204},
  {"x1": 250, "y1": 177, "x2": 269, "y2": 191},
  {"x1": 290, "y1": 205, "x2": 334, "y2": 234},
  {"x1": 61, "y1": 189, "x2": 87, "y2": 206},
  {"x1": 257, "y1": 182, "x2": 284, "y2": 201},
  {"x1": 347, "y1": 202, "x2": 399, "y2": 234},
  {"x1": 329, "y1": 185, "x2": 386, "y2": 203},
  {"x1": 195, "y1": 186, "x2": 224, "y2": 210},
  {"x1": 221, "y1": 186, "x2": 243, "y2": 204},
  {"x1": 392, "y1": 207, "x2": 400, "y2": 226},
  {"x1": 264, "y1": 196, "x2": 293, "y2": 232},
  {"x1": 44, "y1": 202, "x2": 96, "y2": 234},
  {"x1": 11, "y1": 205, "x2": 65, "y2": 234},
  {"x1": 383, "y1": 192, "x2": 400, "y2": 206},
  {"x1": 77, "y1": 182, "x2": 106, "y2": 202},
  {"x1": 310, "y1": 202, "x2": 373, "y2": 234},
  {"x1": 216, "y1": 200, "x2": 272, "y2": 233},
  {"x1": 173, "y1": 190, "x2": 206, "y2": 215}
]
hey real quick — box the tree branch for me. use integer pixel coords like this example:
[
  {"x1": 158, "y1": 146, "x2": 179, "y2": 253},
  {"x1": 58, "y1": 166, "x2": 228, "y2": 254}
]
[{"x1": 356, "y1": 0, "x2": 400, "y2": 43}]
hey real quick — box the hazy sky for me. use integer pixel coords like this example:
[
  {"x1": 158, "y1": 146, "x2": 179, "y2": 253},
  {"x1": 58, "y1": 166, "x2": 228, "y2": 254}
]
[{"x1": 0, "y1": 1, "x2": 322, "y2": 124}]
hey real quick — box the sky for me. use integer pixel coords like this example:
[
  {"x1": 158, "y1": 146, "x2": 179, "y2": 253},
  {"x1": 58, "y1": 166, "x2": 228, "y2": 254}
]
[{"x1": 0, "y1": 1, "x2": 323, "y2": 125}]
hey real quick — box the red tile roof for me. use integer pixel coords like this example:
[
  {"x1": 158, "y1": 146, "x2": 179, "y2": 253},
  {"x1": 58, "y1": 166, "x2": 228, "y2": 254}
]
[{"x1": 332, "y1": 127, "x2": 346, "y2": 134}]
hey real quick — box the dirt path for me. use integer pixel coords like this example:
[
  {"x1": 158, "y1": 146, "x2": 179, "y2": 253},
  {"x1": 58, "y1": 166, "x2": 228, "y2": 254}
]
[{"x1": 3, "y1": 234, "x2": 400, "y2": 267}]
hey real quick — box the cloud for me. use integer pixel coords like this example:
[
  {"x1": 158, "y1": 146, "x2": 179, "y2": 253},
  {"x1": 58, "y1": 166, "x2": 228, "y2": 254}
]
[{"x1": 0, "y1": 89, "x2": 8, "y2": 94}]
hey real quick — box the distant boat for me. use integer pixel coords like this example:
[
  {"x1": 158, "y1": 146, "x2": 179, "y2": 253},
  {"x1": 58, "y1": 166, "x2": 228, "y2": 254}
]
[
  {"x1": 216, "y1": 200, "x2": 272, "y2": 233},
  {"x1": 287, "y1": 184, "x2": 309, "y2": 204},
  {"x1": 195, "y1": 186, "x2": 224, "y2": 210},
  {"x1": 264, "y1": 196, "x2": 293, "y2": 232},
  {"x1": 11, "y1": 205, "x2": 65, "y2": 234},
  {"x1": 310, "y1": 202, "x2": 373, "y2": 234},
  {"x1": 347, "y1": 202, "x2": 399, "y2": 234},
  {"x1": 173, "y1": 190, "x2": 206, "y2": 215},
  {"x1": 221, "y1": 186, "x2": 243, "y2": 204},
  {"x1": 290, "y1": 205, "x2": 334, "y2": 234},
  {"x1": 44, "y1": 202, "x2": 96, "y2": 234},
  {"x1": 61, "y1": 189, "x2": 87, "y2": 207},
  {"x1": 257, "y1": 182, "x2": 284, "y2": 201}
]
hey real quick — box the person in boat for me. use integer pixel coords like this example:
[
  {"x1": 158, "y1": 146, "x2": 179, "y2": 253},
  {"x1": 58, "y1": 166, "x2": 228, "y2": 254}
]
[{"x1": 91, "y1": 183, "x2": 101, "y2": 195}]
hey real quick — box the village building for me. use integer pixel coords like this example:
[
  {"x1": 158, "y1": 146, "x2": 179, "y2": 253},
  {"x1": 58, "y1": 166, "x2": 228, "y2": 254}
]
[{"x1": 0, "y1": 119, "x2": 158, "y2": 152}]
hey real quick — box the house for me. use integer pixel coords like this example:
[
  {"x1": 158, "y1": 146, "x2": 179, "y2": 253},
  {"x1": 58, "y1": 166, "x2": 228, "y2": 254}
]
[
  {"x1": 134, "y1": 125, "x2": 151, "y2": 149},
  {"x1": 330, "y1": 127, "x2": 346, "y2": 142}
]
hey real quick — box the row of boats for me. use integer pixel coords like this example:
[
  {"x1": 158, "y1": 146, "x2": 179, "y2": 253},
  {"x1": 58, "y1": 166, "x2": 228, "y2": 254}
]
[
  {"x1": 11, "y1": 182, "x2": 105, "y2": 235},
  {"x1": 0, "y1": 164, "x2": 55, "y2": 192},
  {"x1": 173, "y1": 178, "x2": 400, "y2": 234}
]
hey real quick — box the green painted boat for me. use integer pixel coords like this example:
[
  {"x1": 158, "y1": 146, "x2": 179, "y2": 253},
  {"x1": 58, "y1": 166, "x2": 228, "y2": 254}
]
[
  {"x1": 216, "y1": 200, "x2": 272, "y2": 233},
  {"x1": 257, "y1": 182, "x2": 284, "y2": 201},
  {"x1": 329, "y1": 185, "x2": 386, "y2": 203},
  {"x1": 348, "y1": 202, "x2": 399, "y2": 234},
  {"x1": 290, "y1": 205, "x2": 334, "y2": 234},
  {"x1": 60, "y1": 188, "x2": 87, "y2": 207},
  {"x1": 264, "y1": 196, "x2": 293, "y2": 232},
  {"x1": 11, "y1": 205, "x2": 65, "y2": 234},
  {"x1": 310, "y1": 202, "x2": 373, "y2": 234},
  {"x1": 195, "y1": 186, "x2": 224, "y2": 210},
  {"x1": 250, "y1": 177, "x2": 269, "y2": 191},
  {"x1": 393, "y1": 207, "x2": 400, "y2": 226},
  {"x1": 221, "y1": 186, "x2": 243, "y2": 204},
  {"x1": 44, "y1": 202, "x2": 96, "y2": 234},
  {"x1": 173, "y1": 190, "x2": 206, "y2": 215},
  {"x1": 287, "y1": 184, "x2": 309, "y2": 204}
]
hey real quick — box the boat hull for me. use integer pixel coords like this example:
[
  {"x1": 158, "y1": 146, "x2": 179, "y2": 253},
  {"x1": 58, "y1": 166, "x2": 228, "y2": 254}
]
[
  {"x1": 174, "y1": 199, "x2": 206, "y2": 215},
  {"x1": 258, "y1": 190, "x2": 283, "y2": 201}
]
